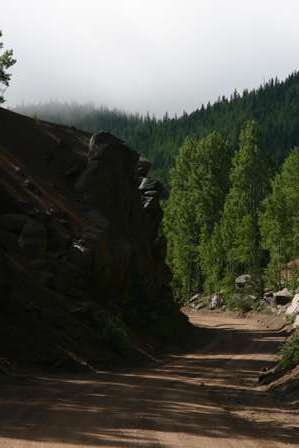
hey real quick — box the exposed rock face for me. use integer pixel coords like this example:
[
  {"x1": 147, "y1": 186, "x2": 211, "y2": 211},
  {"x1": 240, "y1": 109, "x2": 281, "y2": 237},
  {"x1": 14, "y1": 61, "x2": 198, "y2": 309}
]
[{"x1": 0, "y1": 108, "x2": 186, "y2": 370}]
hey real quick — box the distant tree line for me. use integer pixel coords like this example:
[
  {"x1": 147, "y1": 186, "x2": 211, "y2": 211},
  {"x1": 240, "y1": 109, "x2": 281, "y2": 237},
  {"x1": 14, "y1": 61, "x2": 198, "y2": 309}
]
[
  {"x1": 15, "y1": 73, "x2": 299, "y2": 301},
  {"x1": 16, "y1": 71, "x2": 299, "y2": 182}
]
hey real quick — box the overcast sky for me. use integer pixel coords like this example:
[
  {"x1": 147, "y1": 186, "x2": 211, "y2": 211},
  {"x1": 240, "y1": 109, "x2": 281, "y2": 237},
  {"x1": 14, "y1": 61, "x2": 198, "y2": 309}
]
[{"x1": 2, "y1": 0, "x2": 299, "y2": 116}]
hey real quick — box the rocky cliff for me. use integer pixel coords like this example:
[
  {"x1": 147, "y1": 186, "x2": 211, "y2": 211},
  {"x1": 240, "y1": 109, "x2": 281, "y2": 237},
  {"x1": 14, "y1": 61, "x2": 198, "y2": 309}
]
[{"x1": 0, "y1": 107, "x2": 187, "y2": 371}]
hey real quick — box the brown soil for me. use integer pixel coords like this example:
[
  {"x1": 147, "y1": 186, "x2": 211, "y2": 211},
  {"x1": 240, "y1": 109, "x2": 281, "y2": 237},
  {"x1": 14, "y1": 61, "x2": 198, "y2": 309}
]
[{"x1": 0, "y1": 310, "x2": 298, "y2": 448}]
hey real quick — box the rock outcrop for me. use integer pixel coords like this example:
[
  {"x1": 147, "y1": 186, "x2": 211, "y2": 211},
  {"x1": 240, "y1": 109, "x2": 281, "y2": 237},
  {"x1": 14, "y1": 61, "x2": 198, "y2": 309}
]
[{"x1": 0, "y1": 107, "x2": 187, "y2": 370}]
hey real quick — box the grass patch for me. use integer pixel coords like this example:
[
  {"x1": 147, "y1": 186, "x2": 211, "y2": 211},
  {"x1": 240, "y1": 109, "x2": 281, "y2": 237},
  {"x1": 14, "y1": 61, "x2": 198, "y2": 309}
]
[{"x1": 279, "y1": 331, "x2": 299, "y2": 370}]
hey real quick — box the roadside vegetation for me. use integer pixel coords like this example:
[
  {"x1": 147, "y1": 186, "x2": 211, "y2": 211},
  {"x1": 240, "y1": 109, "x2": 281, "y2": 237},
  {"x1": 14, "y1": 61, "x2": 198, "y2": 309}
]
[
  {"x1": 0, "y1": 30, "x2": 16, "y2": 104},
  {"x1": 279, "y1": 331, "x2": 299, "y2": 370},
  {"x1": 164, "y1": 121, "x2": 299, "y2": 307}
]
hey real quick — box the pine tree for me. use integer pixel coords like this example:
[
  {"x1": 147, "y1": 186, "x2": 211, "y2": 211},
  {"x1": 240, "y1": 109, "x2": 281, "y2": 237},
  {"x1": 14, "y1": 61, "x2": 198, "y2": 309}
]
[
  {"x1": 163, "y1": 138, "x2": 200, "y2": 300},
  {"x1": 199, "y1": 222, "x2": 226, "y2": 293},
  {"x1": 164, "y1": 132, "x2": 231, "y2": 301},
  {"x1": 260, "y1": 147, "x2": 299, "y2": 287},
  {"x1": 0, "y1": 31, "x2": 16, "y2": 104},
  {"x1": 220, "y1": 121, "x2": 269, "y2": 287}
]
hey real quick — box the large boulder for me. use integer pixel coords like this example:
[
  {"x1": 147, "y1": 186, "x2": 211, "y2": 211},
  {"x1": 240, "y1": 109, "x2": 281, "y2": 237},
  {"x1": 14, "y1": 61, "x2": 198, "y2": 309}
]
[
  {"x1": 137, "y1": 156, "x2": 151, "y2": 177},
  {"x1": 139, "y1": 177, "x2": 168, "y2": 199},
  {"x1": 210, "y1": 293, "x2": 224, "y2": 310},
  {"x1": 273, "y1": 288, "x2": 292, "y2": 306},
  {"x1": 286, "y1": 294, "x2": 299, "y2": 316},
  {"x1": 235, "y1": 274, "x2": 251, "y2": 289},
  {"x1": 88, "y1": 132, "x2": 125, "y2": 160}
]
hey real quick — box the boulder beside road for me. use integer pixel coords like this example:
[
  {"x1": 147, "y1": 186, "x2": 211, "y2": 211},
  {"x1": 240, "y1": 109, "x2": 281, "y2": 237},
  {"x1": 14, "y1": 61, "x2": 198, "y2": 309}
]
[{"x1": 286, "y1": 293, "x2": 299, "y2": 316}]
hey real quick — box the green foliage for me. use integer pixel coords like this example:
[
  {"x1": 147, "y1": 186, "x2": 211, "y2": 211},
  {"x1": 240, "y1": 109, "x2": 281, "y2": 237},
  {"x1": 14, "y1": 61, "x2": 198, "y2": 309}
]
[
  {"x1": 279, "y1": 331, "x2": 299, "y2": 370},
  {"x1": 199, "y1": 223, "x2": 226, "y2": 294},
  {"x1": 260, "y1": 148, "x2": 299, "y2": 287},
  {"x1": 164, "y1": 122, "x2": 274, "y2": 302},
  {"x1": 0, "y1": 31, "x2": 16, "y2": 104},
  {"x1": 164, "y1": 132, "x2": 231, "y2": 301},
  {"x1": 224, "y1": 274, "x2": 262, "y2": 312},
  {"x1": 226, "y1": 293, "x2": 257, "y2": 313},
  {"x1": 220, "y1": 122, "x2": 269, "y2": 287},
  {"x1": 284, "y1": 269, "x2": 299, "y2": 293}
]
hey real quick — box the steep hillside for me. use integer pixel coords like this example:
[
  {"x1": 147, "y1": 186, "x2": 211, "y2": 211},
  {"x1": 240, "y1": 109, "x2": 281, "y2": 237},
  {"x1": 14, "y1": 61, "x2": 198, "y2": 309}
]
[
  {"x1": 0, "y1": 107, "x2": 187, "y2": 372},
  {"x1": 16, "y1": 71, "x2": 299, "y2": 180}
]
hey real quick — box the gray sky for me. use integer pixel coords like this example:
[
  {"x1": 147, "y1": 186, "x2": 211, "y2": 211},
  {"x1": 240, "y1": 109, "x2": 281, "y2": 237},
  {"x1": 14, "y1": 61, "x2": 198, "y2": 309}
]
[{"x1": 2, "y1": 0, "x2": 299, "y2": 116}]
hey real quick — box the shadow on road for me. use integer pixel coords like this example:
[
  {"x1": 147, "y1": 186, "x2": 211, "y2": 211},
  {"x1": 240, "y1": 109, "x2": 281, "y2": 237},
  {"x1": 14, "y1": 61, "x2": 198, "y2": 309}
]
[{"x1": 0, "y1": 317, "x2": 297, "y2": 447}]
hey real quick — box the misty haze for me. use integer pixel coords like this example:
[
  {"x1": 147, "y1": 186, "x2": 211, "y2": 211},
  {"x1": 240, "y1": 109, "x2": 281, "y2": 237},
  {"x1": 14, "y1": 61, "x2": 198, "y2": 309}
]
[{"x1": 2, "y1": 0, "x2": 299, "y2": 115}]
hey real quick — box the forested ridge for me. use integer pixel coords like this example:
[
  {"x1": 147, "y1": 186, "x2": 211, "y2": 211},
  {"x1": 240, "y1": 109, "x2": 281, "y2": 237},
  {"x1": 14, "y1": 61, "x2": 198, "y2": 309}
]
[
  {"x1": 16, "y1": 72, "x2": 299, "y2": 304},
  {"x1": 16, "y1": 71, "x2": 299, "y2": 181}
]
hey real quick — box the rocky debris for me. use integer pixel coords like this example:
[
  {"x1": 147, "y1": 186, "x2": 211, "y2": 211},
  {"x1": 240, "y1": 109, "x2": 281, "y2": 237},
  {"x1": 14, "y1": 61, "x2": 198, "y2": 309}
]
[
  {"x1": 284, "y1": 290, "x2": 299, "y2": 328},
  {"x1": 188, "y1": 292, "x2": 225, "y2": 311},
  {"x1": 190, "y1": 293, "x2": 201, "y2": 303},
  {"x1": 188, "y1": 293, "x2": 208, "y2": 310},
  {"x1": 138, "y1": 176, "x2": 169, "y2": 200},
  {"x1": 263, "y1": 290, "x2": 274, "y2": 305},
  {"x1": 273, "y1": 288, "x2": 292, "y2": 306},
  {"x1": 261, "y1": 288, "x2": 299, "y2": 327},
  {"x1": 286, "y1": 294, "x2": 299, "y2": 317},
  {"x1": 235, "y1": 274, "x2": 251, "y2": 289},
  {"x1": 137, "y1": 156, "x2": 152, "y2": 177},
  {"x1": 210, "y1": 293, "x2": 224, "y2": 310},
  {"x1": 0, "y1": 108, "x2": 186, "y2": 371},
  {"x1": 231, "y1": 274, "x2": 261, "y2": 312},
  {"x1": 143, "y1": 190, "x2": 160, "y2": 197},
  {"x1": 88, "y1": 131, "x2": 125, "y2": 160}
]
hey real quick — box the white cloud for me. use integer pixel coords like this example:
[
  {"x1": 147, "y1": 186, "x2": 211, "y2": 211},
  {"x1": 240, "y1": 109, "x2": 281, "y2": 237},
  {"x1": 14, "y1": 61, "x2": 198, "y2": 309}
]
[{"x1": 2, "y1": 0, "x2": 299, "y2": 115}]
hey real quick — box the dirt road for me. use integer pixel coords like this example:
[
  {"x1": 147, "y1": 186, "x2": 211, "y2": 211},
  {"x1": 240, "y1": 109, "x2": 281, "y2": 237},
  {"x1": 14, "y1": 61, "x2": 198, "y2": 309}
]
[{"x1": 0, "y1": 311, "x2": 298, "y2": 448}]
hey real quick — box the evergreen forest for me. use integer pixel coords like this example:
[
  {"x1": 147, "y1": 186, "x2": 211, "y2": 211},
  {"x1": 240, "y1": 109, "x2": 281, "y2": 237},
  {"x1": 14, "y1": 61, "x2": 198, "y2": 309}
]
[
  {"x1": 16, "y1": 72, "x2": 299, "y2": 303},
  {"x1": 17, "y1": 71, "x2": 299, "y2": 182}
]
